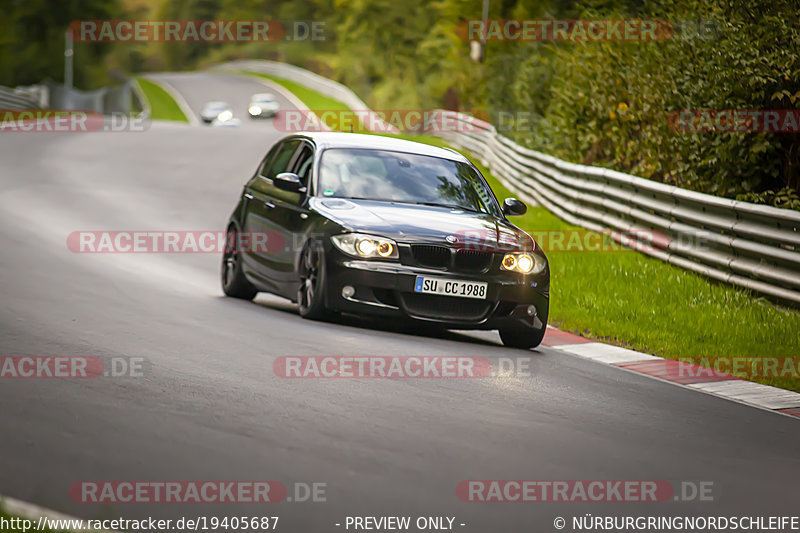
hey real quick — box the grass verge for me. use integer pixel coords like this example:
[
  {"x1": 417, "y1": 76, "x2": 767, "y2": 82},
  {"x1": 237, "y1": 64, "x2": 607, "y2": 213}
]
[
  {"x1": 135, "y1": 77, "x2": 188, "y2": 122},
  {"x1": 241, "y1": 73, "x2": 800, "y2": 392}
]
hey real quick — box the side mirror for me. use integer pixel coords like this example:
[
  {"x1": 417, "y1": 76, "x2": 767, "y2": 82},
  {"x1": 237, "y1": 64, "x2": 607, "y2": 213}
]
[
  {"x1": 502, "y1": 198, "x2": 527, "y2": 216},
  {"x1": 274, "y1": 172, "x2": 306, "y2": 194}
]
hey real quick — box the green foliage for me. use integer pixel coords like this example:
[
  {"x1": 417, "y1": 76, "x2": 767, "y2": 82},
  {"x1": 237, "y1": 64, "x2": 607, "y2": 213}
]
[
  {"x1": 485, "y1": 0, "x2": 800, "y2": 204},
  {"x1": 0, "y1": 0, "x2": 122, "y2": 88},
  {"x1": 155, "y1": 0, "x2": 223, "y2": 69},
  {"x1": 737, "y1": 186, "x2": 800, "y2": 210}
]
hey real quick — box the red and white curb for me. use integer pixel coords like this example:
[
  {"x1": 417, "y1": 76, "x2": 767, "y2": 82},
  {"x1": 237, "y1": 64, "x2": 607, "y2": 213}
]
[{"x1": 541, "y1": 326, "x2": 800, "y2": 419}]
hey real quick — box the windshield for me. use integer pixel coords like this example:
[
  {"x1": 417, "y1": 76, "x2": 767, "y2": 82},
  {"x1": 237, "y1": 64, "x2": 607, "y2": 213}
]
[{"x1": 317, "y1": 148, "x2": 500, "y2": 215}]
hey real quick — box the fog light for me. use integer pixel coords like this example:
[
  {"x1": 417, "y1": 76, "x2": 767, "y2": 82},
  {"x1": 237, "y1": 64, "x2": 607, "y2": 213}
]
[
  {"x1": 526, "y1": 305, "x2": 537, "y2": 317},
  {"x1": 342, "y1": 285, "x2": 355, "y2": 298}
]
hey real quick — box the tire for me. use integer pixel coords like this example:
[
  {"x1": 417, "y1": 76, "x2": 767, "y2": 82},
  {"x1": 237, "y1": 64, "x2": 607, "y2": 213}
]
[
  {"x1": 499, "y1": 324, "x2": 546, "y2": 349},
  {"x1": 499, "y1": 309, "x2": 548, "y2": 349},
  {"x1": 297, "y1": 243, "x2": 334, "y2": 320},
  {"x1": 221, "y1": 226, "x2": 258, "y2": 300}
]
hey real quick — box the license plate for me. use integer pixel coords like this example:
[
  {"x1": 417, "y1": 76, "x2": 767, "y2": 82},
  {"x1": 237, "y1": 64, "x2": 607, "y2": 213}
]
[{"x1": 414, "y1": 276, "x2": 488, "y2": 299}]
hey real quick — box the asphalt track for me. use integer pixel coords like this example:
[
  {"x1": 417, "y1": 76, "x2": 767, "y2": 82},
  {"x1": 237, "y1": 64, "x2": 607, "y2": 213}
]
[{"x1": 1, "y1": 73, "x2": 798, "y2": 532}]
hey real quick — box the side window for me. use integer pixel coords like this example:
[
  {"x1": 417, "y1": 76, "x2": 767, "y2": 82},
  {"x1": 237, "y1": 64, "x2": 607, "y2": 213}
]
[
  {"x1": 256, "y1": 143, "x2": 281, "y2": 179},
  {"x1": 292, "y1": 144, "x2": 315, "y2": 187},
  {"x1": 261, "y1": 140, "x2": 300, "y2": 180}
]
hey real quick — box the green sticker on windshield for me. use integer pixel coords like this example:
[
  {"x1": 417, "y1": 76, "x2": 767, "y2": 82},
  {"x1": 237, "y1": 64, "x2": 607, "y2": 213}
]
[{"x1": 323, "y1": 189, "x2": 335, "y2": 196}]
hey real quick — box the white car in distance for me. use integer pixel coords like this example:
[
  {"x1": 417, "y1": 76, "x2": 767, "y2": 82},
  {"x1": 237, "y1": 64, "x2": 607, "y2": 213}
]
[
  {"x1": 248, "y1": 93, "x2": 280, "y2": 119},
  {"x1": 200, "y1": 101, "x2": 233, "y2": 124}
]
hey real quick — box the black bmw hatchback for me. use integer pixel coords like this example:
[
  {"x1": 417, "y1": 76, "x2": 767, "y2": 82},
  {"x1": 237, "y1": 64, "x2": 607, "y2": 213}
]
[{"x1": 222, "y1": 132, "x2": 550, "y2": 348}]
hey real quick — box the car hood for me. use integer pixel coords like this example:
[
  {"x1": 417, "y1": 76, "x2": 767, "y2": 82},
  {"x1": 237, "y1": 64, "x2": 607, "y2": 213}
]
[{"x1": 311, "y1": 198, "x2": 533, "y2": 251}]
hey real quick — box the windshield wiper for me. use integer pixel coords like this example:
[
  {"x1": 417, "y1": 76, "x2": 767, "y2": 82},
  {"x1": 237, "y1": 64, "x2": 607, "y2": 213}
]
[
  {"x1": 333, "y1": 196, "x2": 379, "y2": 201},
  {"x1": 342, "y1": 198, "x2": 482, "y2": 213},
  {"x1": 407, "y1": 201, "x2": 480, "y2": 213}
]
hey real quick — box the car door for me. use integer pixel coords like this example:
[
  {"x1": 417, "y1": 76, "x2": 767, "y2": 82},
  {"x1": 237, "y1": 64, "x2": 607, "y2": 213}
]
[
  {"x1": 275, "y1": 140, "x2": 315, "y2": 283},
  {"x1": 240, "y1": 139, "x2": 301, "y2": 288},
  {"x1": 264, "y1": 140, "x2": 317, "y2": 290}
]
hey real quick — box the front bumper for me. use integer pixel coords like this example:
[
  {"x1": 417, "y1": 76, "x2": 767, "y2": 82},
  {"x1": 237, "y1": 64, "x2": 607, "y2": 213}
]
[
  {"x1": 249, "y1": 107, "x2": 279, "y2": 118},
  {"x1": 324, "y1": 246, "x2": 549, "y2": 330}
]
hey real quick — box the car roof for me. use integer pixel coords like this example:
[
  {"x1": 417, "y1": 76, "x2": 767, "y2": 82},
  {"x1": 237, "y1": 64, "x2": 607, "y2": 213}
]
[
  {"x1": 205, "y1": 101, "x2": 230, "y2": 107},
  {"x1": 287, "y1": 132, "x2": 470, "y2": 163},
  {"x1": 251, "y1": 93, "x2": 274, "y2": 100}
]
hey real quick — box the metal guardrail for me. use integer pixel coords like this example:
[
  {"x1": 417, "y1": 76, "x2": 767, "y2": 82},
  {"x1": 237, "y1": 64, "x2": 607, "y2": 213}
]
[
  {"x1": 3, "y1": 81, "x2": 147, "y2": 120},
  {"x1": 45, "y1": 80, "x2": 136, "y2": 115},
  {"x1": 430, "y1": 110, "x2": 800, "y2": 305},
  {"x1": 0, "y1": 85, "x2": 43, "y2": 111}
]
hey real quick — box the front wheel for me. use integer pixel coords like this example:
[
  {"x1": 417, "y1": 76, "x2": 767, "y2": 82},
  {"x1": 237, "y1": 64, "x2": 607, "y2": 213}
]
[
  {"x1": 499, "y1": 309, "x2": 548, "y2": 349},
  {"x1": 297, "y1": 243, "x2": 334, "y2": 320},
  {"x1": 499, "y1": 324, "x2": 546, "y2": 349},
  {"x1": 221, "y1": 226, "x2": 258, "y2": 300}
]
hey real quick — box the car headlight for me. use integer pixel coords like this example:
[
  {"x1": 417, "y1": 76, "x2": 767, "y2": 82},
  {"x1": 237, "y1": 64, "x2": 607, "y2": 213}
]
[
  {"x1": 248, "y1": 105, "x2": 262, "y2": 116},
  {"x1": 501, "y1": 252, "x2": 545, "y2": 274},
  {"x1": 217, "y1": 110, "x2": 233, "y2": 121},
  {"x1": 331, "y1": 233, "x2": 399, "y2": 260}
]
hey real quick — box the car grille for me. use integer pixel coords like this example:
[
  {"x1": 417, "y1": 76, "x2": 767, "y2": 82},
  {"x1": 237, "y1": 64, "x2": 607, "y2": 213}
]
[
  {"x1": 454, "y1": 250, "x2": 493, "y2": 273},
  {"x1": 400, "y1": 293, "x2": 492, "y2": 322},
  {"x1": 411, "y1": 245, "x2": 451, "y2": 269},
  {"x1": 410, "y1": 245, "x2": 495, "y2": 273}
]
